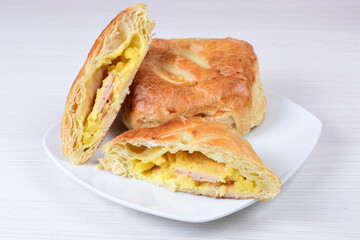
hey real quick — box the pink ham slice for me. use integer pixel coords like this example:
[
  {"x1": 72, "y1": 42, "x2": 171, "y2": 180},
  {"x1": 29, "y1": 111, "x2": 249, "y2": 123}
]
[
  {"x1": 151, "y1": 166, "x2": 161, "y2": 172},
  {"x1": 97, "y1": 73, "x2": 115, "y2": 112},
  {"x1": 175, "y1": 169, "x2": 218, "y2": 183}
]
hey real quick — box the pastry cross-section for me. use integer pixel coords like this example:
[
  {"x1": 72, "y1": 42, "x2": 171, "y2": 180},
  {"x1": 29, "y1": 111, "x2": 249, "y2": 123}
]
[
  {"x1": 99, "y1": 117, "x2": 281, "y2": 200},
  {"x1": 61, "y1": 4, "x2": 154, "y2": 164}
]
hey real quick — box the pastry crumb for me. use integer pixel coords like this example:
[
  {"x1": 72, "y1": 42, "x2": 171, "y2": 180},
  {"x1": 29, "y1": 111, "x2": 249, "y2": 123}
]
[{"x1": 95, "y1": 164, "x2": 104, "y2": 170}]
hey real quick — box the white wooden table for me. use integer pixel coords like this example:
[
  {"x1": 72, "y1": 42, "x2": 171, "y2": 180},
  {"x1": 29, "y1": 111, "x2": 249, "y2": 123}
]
[{"x1": 1, "y1": 0, "x2": 359, "y2": 239}]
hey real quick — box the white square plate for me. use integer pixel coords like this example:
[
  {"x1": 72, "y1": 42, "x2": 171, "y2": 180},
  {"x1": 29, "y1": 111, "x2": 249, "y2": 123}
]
[{"x1": 43, "y1": 92, "x2": 322, "y2": 222}]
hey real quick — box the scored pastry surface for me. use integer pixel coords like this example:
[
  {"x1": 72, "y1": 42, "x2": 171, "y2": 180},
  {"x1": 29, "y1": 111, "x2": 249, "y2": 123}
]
[{"x1": 122, "y1": 38, "x2": 266, "y2": 135}]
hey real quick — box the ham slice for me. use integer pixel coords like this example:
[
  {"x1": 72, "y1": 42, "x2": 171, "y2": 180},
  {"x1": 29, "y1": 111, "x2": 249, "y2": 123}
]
[
  {"x1": 151, "y1": 166, "x2": 161, "y2": 172},
  {"x1": 175, "y1": 169, "x2": 218, "y2": 183},
  {"x1": 97, "y1": 73, "x2": 115, "y2": 112}
]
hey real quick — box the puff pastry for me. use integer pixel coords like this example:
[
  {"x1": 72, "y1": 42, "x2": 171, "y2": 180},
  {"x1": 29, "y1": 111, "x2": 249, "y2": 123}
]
[
  {"x1": 122, "y1": 38, "x2": 266, "y2": 135},
  {"x1": 99, "y1": 117, "x2": 281, "y2": 200},
  {"x1": 61, "y1": 4, "x2": 154, "y2": 164}
]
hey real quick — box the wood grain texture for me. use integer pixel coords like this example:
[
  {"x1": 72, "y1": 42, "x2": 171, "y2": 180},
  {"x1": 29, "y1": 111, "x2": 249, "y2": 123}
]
[{"x1": 0, "y1": 0, "x2": 359, "y2": 239}]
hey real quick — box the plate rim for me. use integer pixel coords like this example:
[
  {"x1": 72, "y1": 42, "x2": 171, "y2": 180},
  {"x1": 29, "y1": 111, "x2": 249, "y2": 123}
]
[
  {"x1": 42, "y1": 91, "x2": 322, "y2": 223},
  {"x1": 266, "y1": 92, "x2": 322, "y2": 184}
]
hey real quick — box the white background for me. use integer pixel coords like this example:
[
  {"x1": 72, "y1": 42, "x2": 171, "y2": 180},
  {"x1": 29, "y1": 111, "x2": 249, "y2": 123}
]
[{"x1": 1, "y1": 0, "x2": 359, "y2": 239}]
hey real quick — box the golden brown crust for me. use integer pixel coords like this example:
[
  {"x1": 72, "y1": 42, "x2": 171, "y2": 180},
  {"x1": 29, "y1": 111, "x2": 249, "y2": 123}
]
[
  {"x1": 122, "y1": 38, "x2": 266, "y2": 135},
  {"x1": 100, "y1": 117, "x2": 281, "y2": 200},
  {"x1": 61, "y1": 4, "x2": 154, "y2": 164},
  {"x1": 116, "y1": 117, "x2": 263, "y2": 165}
]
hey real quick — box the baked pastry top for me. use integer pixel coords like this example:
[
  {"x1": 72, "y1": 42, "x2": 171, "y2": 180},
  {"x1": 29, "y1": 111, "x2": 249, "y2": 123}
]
[
  {"x1": 61, "y1": 4, "x2": 154, "y2": 164},
  {"x1": 122, "y1": 38, "x2": 266, "y2": 135},
  {"x1": 99, "y1": 117, "x2": 281, "y2": 200}
]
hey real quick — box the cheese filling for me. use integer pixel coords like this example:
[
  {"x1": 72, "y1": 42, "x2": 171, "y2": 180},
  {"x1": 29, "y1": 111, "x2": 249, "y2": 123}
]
[
  {"x1": 82, "y1": 33, "x2": 145, "y2": 147},
  {"x1": 125, "y1": 144, "x2": 260, "y2": 197}
]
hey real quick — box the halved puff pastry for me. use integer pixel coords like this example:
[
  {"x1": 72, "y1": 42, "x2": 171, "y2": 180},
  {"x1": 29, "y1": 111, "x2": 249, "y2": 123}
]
[
  {"x1": 122, "y1": 38, "x2": 266, "y2": 135},
  {"x1": 61, "y1": 4, "x2": 154, "y2": 164},
  {"x1": 99, "y1": 117, "x2": 281, "y2": 200}
]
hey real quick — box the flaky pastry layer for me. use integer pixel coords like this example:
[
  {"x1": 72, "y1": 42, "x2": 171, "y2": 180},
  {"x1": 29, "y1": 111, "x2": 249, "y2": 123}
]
[
  {"x1": 61, "y1": 4, "x2": 154, "y2": 164},
  {"x1": 122, "y1": 38, "x2": 266, "y2": 135},
  {"x1": 99, "y1": 117, "x2": 281, "y2": 200}
]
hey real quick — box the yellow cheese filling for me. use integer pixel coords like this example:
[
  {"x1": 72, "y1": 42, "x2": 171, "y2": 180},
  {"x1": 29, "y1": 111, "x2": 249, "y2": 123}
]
[
  {"x1": 82, "y1": 32, "x2": 145, "y2": 147},
  {"x1": 126, "y1": 145, "x2": 260, "y2": 197}
]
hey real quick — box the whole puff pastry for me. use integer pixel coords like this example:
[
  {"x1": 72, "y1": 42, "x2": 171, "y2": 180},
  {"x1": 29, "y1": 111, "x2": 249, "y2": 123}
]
[
  {"x1": 122, "y1": 38, "x2": 266, "y2": 135},
  {"x1": 61, "y1": 4, "x2": 154, "y2": 164},
  {"x1": 99, "y1": 117, "x2": 281, "y2": 200}
]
